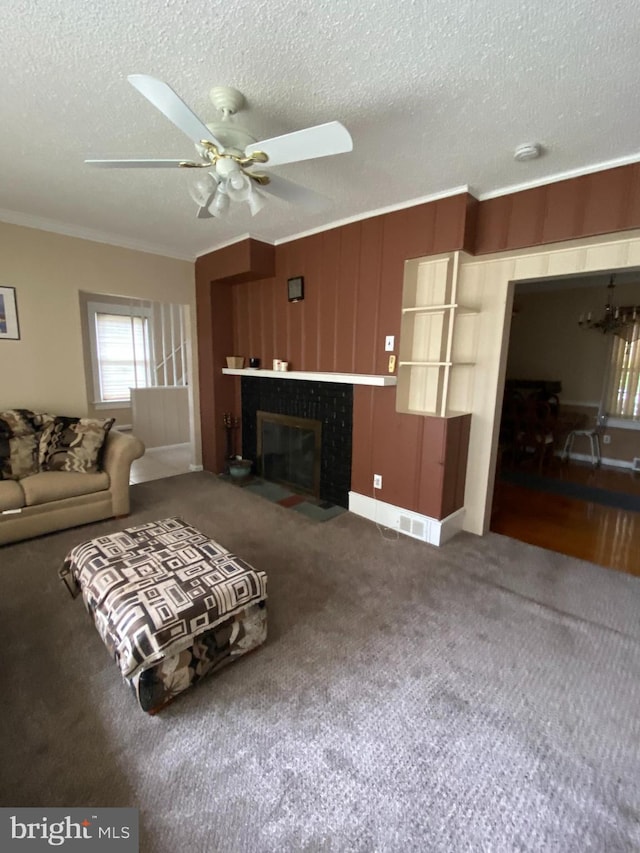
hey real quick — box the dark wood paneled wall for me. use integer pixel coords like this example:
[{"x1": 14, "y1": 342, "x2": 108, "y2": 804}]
[
  {"x1": 231, "y1": 195, "x2": 471, "y2": 376},
  {"x1": 195, "y1": 240, "x2": 274, "y2": 470},
  {"x1": 224, "y1": 195, "x2": 471, "y2": 517},
  {"x1": 474, "y1": 163, "x2": 640, "y2": 254},
  {"x1": 195, "y1": 161, "x2": 640, "y2": 519}
]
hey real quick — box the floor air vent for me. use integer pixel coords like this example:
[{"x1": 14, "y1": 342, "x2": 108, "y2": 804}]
[{"x1": 399, "y1": 514, "x2": 428, "y2": 541}]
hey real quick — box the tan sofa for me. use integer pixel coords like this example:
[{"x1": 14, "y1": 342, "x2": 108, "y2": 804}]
[{"x1": 0, "y1": 429, "x2": 145, "y2": 546}]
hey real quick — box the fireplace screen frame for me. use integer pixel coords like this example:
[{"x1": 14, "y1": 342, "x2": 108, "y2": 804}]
[{"x1": 256, "y1": 410, "x2": 322, "y2": 498}]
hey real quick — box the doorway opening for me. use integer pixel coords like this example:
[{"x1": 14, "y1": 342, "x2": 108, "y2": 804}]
[{"x1": 490, "y1": 269, "x2": 640, "y2": 576}]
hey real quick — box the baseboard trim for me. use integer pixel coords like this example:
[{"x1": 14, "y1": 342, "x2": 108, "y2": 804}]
[
  {"x1": 558, "y1": 451, "x2": 635, "y2": 470},
  {"x1": 188, "y1": 464, "x2": 204, "y2": 472},
  {"x1": 348, "y1": 492, "x2": 465, "y2": 546}
]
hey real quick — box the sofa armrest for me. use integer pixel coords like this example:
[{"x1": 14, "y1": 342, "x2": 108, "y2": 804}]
[{"x1": 101, "y1": 429, "x2": 145, "y2": 516}]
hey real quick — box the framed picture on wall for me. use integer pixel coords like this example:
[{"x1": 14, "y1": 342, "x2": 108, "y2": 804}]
[
  {"x1": 287, "y1": 276, "x2": 304, "y2": 302},
  {"x1": 0, "y1": 286, "x2": 20, "y2": 340}
]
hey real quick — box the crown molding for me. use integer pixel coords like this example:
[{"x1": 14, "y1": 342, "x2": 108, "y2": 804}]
[
  {"x1": 194, "y1": 187, "x2": 472, "y2": 255},
  {"x1": 273, "y1": 186, "x2": 471, "y2": 246},
  {"x1": 195, "y1": 232, "x2": 257, "y2": 258},
  {"x1": 0, "y1": 208, "x2": 193, "y2": 261},
  {"x1": 6, "y1": 150, "x2": 640, "y2": 261},
  {"x1": 475, "y1": 151, "x2": 640, "y2": 201}
]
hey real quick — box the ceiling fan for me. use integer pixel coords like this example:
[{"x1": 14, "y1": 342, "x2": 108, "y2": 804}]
[{"x1": 85, "y1": 75, "x2": 353, "y2": 220}]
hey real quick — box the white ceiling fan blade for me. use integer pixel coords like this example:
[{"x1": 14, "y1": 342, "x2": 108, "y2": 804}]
[
  {"x1": 259, "y1": 173, "x2": 332, "y2": 212},
  {"x1": 127, "y1": 74, "x2": 224, "y2": 149},
  {"x1": 245, "y1": 121, "x2": 352, "y2": 168},
  {"x1": 85, "y1": 158, "x2": 196, "y2": 168}
]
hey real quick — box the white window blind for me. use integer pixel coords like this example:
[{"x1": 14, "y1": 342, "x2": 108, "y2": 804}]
[
  {"x1": 93, "y1": 312, "x2": 151, "y2": 402},
  {"x1": 606, "y1": 323, "x2": 640, "y2": 419}
]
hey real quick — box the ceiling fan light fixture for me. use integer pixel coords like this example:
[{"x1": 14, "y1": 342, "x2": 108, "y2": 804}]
[
  {"x1": 226, "y1": 171, "x2": 252, "y2": 202},
  {"x1": 215, "y1": 156, "x2": 242, "y2": 180},
  {"x1": 209, "y1": 186, "x2": 230, "y2": 216},
  {"x1": 228, "y1": 171, "x2": 247, "y2": 191},
  {"x1": 248, "y1": 189, "x2": 266, "y2": 217},
  {"x1": 188, "y1": 172, "x2": 217, "y2": 206}
]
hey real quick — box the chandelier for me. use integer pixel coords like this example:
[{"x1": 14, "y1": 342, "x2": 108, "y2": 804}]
[{"x1": 578, "y1": 275, "x2": 640, "y2": 340}]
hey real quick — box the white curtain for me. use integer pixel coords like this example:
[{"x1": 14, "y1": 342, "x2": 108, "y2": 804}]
[{"x1": 606, "y1": 322, "x2": 640, "y2": 419}]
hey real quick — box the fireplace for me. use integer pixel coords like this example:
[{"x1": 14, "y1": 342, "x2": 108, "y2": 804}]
[
  {"x1": 257, "y1": 411, "x2": 322, "y2": 497},
  {"x1": 241, "y1": 377, "x2": 353, "y2": 507}
]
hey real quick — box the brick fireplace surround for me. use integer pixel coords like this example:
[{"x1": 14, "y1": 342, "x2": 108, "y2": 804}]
[{"x1": 241, "y1": 376, "x2": 353, "y2": 508}]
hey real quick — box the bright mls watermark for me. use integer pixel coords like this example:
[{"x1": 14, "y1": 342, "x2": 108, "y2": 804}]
[{"x1": 0, "y1": 809, "x2": 138, "y2": 851}]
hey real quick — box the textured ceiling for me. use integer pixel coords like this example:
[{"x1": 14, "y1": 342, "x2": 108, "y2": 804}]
[{"x1": 2, "y1": 0, "x2": 640, "y2": 260}]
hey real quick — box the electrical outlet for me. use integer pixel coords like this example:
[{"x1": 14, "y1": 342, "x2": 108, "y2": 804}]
[
  {"x1": 388, "y1": 354, "x2": 396, "y2": 373},
  {"x1": 385, "y1": 335, "x2": 395, "y2": 352},
  {"x1": 602, "y1": 434, "x2": 611, "y2": 444},
  {"x1": 373, "y1": 474, "x2": 382, "y2": 489}
]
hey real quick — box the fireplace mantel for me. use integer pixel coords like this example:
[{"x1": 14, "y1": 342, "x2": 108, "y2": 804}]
[{"x1": 222, "y1": 368, "x2": 397, "y2": 386}]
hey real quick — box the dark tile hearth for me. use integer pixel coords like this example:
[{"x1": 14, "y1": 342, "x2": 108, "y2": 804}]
[
  {"x1": 219, "y1": 473, "x2": 345, "y2": 523},
  {"x1": 278, "y1": 494, "x2": 306, "y2": 508}
]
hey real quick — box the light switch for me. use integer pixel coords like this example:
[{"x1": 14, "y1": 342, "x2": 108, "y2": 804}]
[
  {"x1": 388, "y1": 354, "x2": 396, "y2": 373},
  {"x1": 385, "y1": 335, "x2": 395, "y2": 351}
]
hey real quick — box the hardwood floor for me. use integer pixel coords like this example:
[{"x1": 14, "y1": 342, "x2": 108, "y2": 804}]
[{"x1": 491, "y1": 460, "x2": 640, "y2": 577}]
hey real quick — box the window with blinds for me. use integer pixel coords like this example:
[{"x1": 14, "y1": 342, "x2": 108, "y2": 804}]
[
  {"x1": 88, "y1": 301, "x2": 153, "y2": 404},
  {"x1": 94, "y1": 313, "x2": 151, "y2": 402},
  {"x1": 606, "y1": 324, "x2": 640, "y2": 419},
  {"x1": 84, "y1": 295, "x2": 189, "y2": 408}
]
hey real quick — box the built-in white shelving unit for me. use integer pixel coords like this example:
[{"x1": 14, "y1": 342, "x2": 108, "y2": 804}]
[{"x1": 396, "y1": 253, "x2": 479, "y2": 417}]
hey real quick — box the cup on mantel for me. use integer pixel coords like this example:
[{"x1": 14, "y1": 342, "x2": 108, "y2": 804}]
[
  {"x1": 272, "y1": 359, "x2": 281, "y2": 371},
  {"x1": 226, "y1": 356, "x2": 244, "y2": 369},
  {"x1": 279, "y1": 361, "x2": 289, "y2": 372}
]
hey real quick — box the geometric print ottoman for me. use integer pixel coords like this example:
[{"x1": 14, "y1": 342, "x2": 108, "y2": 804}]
[{"x1": 59, "y1": 517, "x2": 267, "y2": 713}]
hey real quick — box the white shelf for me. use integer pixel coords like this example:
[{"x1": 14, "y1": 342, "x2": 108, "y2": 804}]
[
  {"x1": 402, "y1": 304, "x2": 479, "y2": 315},
  {"x1": 222, "y1": 368, "x2": 397, "y2": 386},
  {"x1": 396, "y1": 253, "x2": 478, "y2": 417},
  {"x1": 399, "y1": 360, "x2": 451, "y2": 367},
  {"x1": 402, "y1": 303, "x2": 456, "y2": 313},
  {"x1": 405, "y1": 408, "x2": 471, "y2": 419}
]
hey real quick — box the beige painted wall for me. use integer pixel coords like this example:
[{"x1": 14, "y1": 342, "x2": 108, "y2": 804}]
[
  {"x1": 506, "y1": 280, "x2": 640, "y2": 464},
  {"x1": 507, "y1": 281, "x2": 640, "y2": 404},
  {"x1": 0, "y1": 222, "x2": 201, "y2": 461}
]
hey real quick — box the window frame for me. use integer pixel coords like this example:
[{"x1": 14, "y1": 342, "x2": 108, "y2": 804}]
[
  {"x1": 87, "y1": 300, "x2": 154, "y2": 407},
  {"x1": 604, "y1": 322, "x2": 640, "y2": 428}
]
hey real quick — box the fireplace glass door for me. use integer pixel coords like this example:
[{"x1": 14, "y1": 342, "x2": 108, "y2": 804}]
[{"x1": 257, "y1": 411, "x2": 322, "y2": 497}]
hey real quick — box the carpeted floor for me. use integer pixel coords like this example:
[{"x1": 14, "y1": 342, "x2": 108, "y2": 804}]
[{"x1": 1, "y1": 472, "x2": 639, "y2": 851}]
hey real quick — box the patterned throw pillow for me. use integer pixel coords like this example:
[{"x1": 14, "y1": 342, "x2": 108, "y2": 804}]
[
  {"x1": 0, "y1": 409, "x2": 39, "y2": 480},
  {"x1": 39, "y1": 417, "x2": 115, "y2": 474}
]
